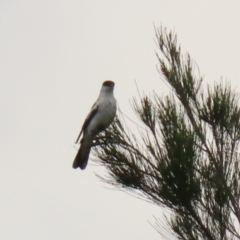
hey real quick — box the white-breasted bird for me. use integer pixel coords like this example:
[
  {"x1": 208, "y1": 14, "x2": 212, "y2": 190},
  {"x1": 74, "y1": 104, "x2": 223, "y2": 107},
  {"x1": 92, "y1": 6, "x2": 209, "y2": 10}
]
[{"x1": 73, "y1": 80, "x2": 117, "y2": 170}]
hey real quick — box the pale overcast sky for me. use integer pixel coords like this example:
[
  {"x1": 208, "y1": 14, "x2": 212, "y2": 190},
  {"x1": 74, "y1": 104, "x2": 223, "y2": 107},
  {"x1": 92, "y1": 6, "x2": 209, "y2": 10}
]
[{"x1": 1, "y1": 1, "x2": 240, "y2": 240}]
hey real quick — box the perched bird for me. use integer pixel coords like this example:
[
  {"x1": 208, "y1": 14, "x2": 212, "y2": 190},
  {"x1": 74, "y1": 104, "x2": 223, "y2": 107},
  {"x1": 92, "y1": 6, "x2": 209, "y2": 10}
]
[{"x1": 73, "y1": 80, "x2": 117, "y2": 170}]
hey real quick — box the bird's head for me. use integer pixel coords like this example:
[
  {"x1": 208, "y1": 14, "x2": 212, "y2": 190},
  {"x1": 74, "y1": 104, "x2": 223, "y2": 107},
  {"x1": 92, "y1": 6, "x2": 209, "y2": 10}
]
[{"x1": 102, "y1": 80, "x2": 115, "y2": 93}]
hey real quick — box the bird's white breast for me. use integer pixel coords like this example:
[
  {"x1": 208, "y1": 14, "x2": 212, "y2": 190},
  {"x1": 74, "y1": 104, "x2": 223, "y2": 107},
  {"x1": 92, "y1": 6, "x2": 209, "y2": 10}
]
[{"x1": 86, "y1": 95, "x2": 116, "y2": 136}]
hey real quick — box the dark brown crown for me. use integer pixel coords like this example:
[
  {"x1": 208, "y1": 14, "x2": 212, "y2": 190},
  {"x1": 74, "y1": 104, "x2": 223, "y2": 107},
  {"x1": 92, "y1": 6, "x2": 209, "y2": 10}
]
[{"x1": 103, "y1": 80, "x2": 115, "y2": 87}]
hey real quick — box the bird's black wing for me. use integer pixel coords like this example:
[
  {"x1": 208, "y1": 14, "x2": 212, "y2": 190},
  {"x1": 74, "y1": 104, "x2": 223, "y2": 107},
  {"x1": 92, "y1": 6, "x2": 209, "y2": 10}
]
[{"x1": 75, "y1": 102, "x2": 98, "y2": 143}]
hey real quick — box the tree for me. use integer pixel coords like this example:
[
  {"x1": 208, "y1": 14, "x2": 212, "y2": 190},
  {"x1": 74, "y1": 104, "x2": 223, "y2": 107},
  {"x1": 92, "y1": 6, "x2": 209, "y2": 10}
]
[{"x1": 93, "y1": 26, "x2": 240, "y2": 240}]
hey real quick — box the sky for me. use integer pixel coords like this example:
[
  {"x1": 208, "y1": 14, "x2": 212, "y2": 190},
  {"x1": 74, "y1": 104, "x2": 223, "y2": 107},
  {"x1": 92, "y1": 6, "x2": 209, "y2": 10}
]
[{"x1": 1, "y1": 1, "x2": 240, "y2": 239}]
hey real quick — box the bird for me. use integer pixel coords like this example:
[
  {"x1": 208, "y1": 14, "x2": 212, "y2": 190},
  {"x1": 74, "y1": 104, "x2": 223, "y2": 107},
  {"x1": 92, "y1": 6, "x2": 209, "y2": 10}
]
[{"x1": 72, "y1": 80, "x2": 117, "y2": 170}]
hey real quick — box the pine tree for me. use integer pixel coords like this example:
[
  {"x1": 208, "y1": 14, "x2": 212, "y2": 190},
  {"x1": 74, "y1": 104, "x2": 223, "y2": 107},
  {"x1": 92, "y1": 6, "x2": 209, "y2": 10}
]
[{"x1": 93, "y1": 27, "x2": 240, "y2": 240}]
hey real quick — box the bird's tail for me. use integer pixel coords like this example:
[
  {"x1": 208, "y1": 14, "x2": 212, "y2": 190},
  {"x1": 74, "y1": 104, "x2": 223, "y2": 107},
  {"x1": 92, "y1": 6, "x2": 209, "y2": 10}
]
[{"x1": 73, "y1": 137, "x2": 92, "y2": 170}]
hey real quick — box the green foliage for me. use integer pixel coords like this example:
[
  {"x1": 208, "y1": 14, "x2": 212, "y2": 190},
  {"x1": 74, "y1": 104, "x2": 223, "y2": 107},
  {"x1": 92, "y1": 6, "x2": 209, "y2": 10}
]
[{"x1": 93, "y1": 27, "x2": 240, "y2": 240}]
